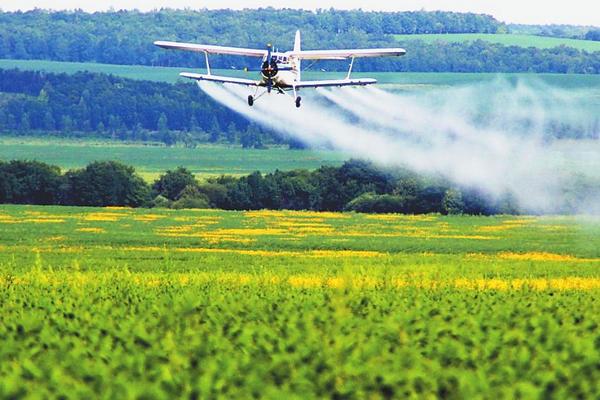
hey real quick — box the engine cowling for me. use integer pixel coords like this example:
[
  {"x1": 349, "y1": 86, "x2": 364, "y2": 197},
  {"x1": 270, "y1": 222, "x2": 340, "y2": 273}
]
[{"x1": 261, "y1": 58, "x2": 278, "y2": 79}]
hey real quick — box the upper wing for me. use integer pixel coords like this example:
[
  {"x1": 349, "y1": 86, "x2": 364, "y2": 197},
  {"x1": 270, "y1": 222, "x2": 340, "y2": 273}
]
[
  {"x1": 180, "y1": 72, "x2": 261, "y2": 87},
  {"x1": 154, "y1": 41, "x2": 268, "y2": 58},
  {"x1": 288, "y1": 48, "x2": 406, "y2": 60},
  {"x1": 294, "y1": 78, "x2": 377, "y2": 88}
]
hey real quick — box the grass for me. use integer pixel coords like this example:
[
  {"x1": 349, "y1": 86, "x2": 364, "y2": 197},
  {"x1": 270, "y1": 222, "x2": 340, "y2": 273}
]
[
  {"x1": 2, "y1": 59, "x2": 600, "y2": 89},
  {"x1": 394, "y1": 33, "x2": 600, "y2": 52},
  {"x1": 0, "y1": 205, "x2": 599, "y2": 397},
  {"x1": 0, "y1": 137, "x2": 346, "y2": 181}
]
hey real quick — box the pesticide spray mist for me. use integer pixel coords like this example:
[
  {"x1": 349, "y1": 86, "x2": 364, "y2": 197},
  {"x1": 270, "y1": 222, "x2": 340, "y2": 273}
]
[{"x1": 198, "y1": 79, "x2": 600, "y2": 214}]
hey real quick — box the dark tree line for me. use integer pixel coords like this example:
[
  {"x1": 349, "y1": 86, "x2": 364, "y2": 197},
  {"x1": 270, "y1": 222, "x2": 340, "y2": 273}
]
[
  {"x1": 508, "y1": 24, "x2": 596, "y2": 40},
  {"x1": 586, "y1": 30, "x2": 600, "y2": 41},
  {"x1": 0, "y1": 158, "x2": 543, "y2": 215},
  {"x1": 0, "y1": 69, "x2": 278, "y2": 147},
  {"x1": 2, "y1": 159, "x2": 596, "y2": 214},
  {"x1": 0, "y1": 160, "x2": 148, "y2": 207}
]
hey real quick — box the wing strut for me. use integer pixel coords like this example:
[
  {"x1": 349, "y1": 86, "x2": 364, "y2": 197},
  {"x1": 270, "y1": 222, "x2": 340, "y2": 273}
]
[
  {"x1": 204, "y1": 51, "x2": 211, "y2": 75},
  {"x1": 346, "y1": 56, "x2": 355, "y2": 80}
]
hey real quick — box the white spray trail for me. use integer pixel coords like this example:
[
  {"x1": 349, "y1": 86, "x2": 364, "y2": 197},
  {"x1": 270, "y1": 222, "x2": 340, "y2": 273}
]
[{"x1": 198, "y1": 80, "x2": 600, "y2": 213}]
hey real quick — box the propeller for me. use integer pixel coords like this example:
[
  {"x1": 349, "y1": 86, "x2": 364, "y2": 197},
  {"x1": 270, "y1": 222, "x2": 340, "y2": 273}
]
[{"x1": 261, "y1": 43, "x2": 278, "y2": 93}]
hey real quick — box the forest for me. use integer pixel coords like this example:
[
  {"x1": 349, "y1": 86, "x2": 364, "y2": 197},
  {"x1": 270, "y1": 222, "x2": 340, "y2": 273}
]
[
  {"x1": 0, "y1": 9, "x2": 599, "y2": 73},
  {"x1": 1, "y1": 69, "x2": 598, "y2": 146},
  {"x1": 0, "y1": 69, "x2": 279, "y2": 148}
]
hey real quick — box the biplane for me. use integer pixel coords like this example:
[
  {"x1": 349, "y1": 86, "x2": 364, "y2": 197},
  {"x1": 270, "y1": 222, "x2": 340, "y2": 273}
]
[{"x1": 155, "y1": 31, "x2": 405, "y2": 107}]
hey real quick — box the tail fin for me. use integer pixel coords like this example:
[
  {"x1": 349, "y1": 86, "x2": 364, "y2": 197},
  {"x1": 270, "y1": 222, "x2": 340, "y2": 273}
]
[
  {"x1": 294, "y1": 30, "x2": 301, "y2": 52},
  {"x1": 294, "y1": 30, "x2": 301, "y2": 81}
]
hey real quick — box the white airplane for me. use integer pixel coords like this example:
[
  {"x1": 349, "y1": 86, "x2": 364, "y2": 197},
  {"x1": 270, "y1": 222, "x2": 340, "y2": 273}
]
[{"x1": 154, "y1": 31, "x2": 406, "y2": 108}]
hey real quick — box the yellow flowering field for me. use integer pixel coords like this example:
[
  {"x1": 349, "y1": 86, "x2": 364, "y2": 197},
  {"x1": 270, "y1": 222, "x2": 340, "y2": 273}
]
[{"x1": 0, "y1": 205, "x2": 599, "y2": 398}]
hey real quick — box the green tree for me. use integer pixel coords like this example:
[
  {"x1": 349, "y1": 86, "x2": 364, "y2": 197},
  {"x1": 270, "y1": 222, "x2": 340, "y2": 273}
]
[
  {"x1": 171, "y1": 185, "x2": 210, "y2": 209},
  {"x1": 63, "y1": 161, "x2": 150, "y2": 207},
  {"x1": 585, "y1": 29, "x2": 600, "y2": 41},
  {"x1": 226, "y1": 122, "x2": 238, "y2": 144},
  {"x1": 0, "y1": 167, "x2": 18, "y2": 203},
  {"x1": 97, "y1": 121, "x2": 106, "y2": 134},
  {"x1": 0, "y1": 160, "x2": 63, "y2": 205},
  {"x1": 152, "y1": 167, "x2": 197, "y2": 201},
  {"x1": 157, "y1": 113, "x2": 174, "y2": 146},
  {"x1": 345, "y1": 192, "x2": 407, "y2": 213},
  {"x1": 442, "y1": 188, "x2": 465, "y2": 215},
  {"x1": 108, "y1": 115, "x2": 122, "y2": 139},
  {"x1": 189, "y1": 115, "x2": 200, "y2": 133},
  {"x1": 208, "y1": 116, "x2": 221, "y2": 143},
  {"x1": 197, "y1": 182, "x2": 229, "y2": 208},
  {"x1": 152, "y1": 194, "x2": 171, "y2": 208},
  {"x1": 61, "y1": 115, "x2": 74, "y2": 133},
  {"x1": 0, "y1": 109, "x2": 7, "y2": 130},
  {"x1": 241, "y1": 124, "x2": 263, "y2": 149},
  {"x1": 43, "y1": 111, "x2": 55, "y2": 131},
  {"x1": 19, "y1": 113, "x2": 31, "y2": 132}
]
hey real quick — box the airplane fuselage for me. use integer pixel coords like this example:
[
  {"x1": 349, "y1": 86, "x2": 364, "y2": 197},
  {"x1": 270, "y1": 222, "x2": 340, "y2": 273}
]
[{"x1": 260, "y1": 52, "x2": 300, "y2": 88}]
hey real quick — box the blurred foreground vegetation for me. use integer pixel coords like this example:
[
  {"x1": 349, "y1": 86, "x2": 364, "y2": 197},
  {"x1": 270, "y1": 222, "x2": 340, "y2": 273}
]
[{"x1": 0, "y1": 206, "x2": 599, "y2": 398}]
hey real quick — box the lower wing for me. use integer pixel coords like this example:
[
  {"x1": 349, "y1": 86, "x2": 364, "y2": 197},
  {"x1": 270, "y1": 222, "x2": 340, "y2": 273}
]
[
  {"x1": 180, "y1": 72, "x2": 261, "y2": 87},
  {"x1": 294, "y1": 78, "x2": 377, "y2": 88},
  {"x1": 180, "y1": 73, "x2": 377, "y2": 89}
]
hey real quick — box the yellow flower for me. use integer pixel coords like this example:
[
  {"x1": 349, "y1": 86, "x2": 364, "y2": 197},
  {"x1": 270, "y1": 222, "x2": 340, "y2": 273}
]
[
  {"x1": 76, "y1": 227, "x2": 106, "y2": 233},
  {"x1": 498, "y1": 252, "x2": 588, "y2": 262},
  {"x1": 23, "y1": 218, "x2": 65, "y2": 223},
  {"x1": 133, "y1": 214, "x2": 166, "y2": 222},
  {"x1": 45, "y1": 236, "x2": 66, "y2": 242},
  {"x1": 477, "y1": 225, "x2": 516, "y2": 232},
  {"x1": 288, "y1": 275, "x2": 323, "y2": 288},
  {"x1": 83, "y1": 212, "x2": 123, "y2": 222}
]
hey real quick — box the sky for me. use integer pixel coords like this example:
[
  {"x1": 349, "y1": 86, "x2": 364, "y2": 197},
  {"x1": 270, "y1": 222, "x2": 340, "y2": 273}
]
[{"x1": 0, "y1": 0, "x2": 598, "y2": 26}]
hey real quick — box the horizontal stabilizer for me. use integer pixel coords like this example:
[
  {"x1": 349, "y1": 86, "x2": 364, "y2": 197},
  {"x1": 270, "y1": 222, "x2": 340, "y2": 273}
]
[{"x1": 180, "y1": 72, "x2": 261, "y2": 87}]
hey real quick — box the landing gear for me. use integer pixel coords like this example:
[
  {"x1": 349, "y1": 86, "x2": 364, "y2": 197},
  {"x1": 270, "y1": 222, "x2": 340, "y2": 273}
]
[
  {"x1": 248, "y1": 95, "x2": 254, "y2": 107},
  {"x1": 295, "y1": 96, "x2": 302, "y2": 108}
]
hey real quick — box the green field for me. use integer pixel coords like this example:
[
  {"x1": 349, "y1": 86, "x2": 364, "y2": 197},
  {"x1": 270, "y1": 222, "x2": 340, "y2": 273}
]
[
  {"x1": 0, "y1": 137, "x2": 346, "y2": 181},
  {"x1": 394, "y1": 33, "x2": 600, "y2": 52},
  {"x1": 0, "y1": 205, "x2": 599, "y2": 398},
  {"x1": 3, "y1": 137, "x2": 600, "y2": 183},
  {"x1": 2, "y1": 59, "x2": 600, "y2": 89}
]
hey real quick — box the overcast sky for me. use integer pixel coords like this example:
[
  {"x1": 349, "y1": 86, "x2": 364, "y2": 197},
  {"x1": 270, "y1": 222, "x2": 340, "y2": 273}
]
[{"x1": 0, "y1": 0, "x2": 597, "y2": 26}]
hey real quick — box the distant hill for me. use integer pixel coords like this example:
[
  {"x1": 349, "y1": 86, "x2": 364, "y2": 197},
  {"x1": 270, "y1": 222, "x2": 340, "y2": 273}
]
[
  {"x1": 0, "y1": 9, "x2": 501, "y2": 63},
  {"x1": 0, "y1": 10, "x2": 599, "y2": 73},
  {"x1": 394, "y1": 33, "x2": 600, "y2": 52},
  {"x1": 508, "y1": 24, "x2": 598, "y2": 39}
]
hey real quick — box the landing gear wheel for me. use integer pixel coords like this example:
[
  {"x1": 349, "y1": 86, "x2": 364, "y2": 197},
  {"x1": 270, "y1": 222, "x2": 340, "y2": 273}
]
[
  {"x1": 247, "y1": 95, "x2": 254, "y2": 107},
  {"x1": 295, "y1": 96, "x2": 302, "y2": 108}
]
